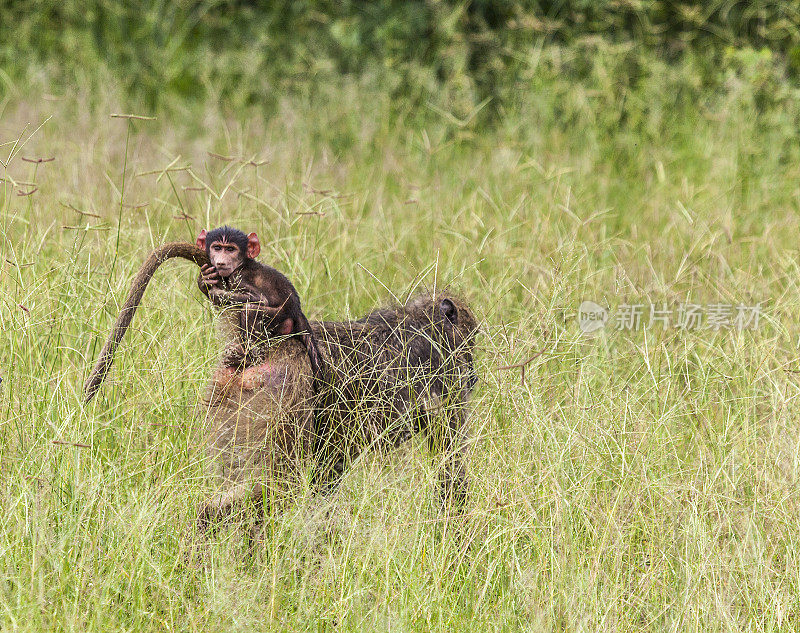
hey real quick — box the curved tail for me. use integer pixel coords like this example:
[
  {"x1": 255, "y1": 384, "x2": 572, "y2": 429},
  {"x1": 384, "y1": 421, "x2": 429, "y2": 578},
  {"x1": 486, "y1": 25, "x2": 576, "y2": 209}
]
[{"x1": 84, "y1": 242, "x2": 210, "y2": 403}]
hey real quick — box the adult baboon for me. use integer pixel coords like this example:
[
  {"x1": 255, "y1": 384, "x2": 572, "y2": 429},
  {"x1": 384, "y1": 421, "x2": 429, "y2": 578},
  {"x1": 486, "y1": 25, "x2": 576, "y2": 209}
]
[
  {"x1": 198, "y1": 289, "x2": 479, "y2": 531},
  {"x1": 83, "y1": 228, "x2": 478, "y2": 534}
]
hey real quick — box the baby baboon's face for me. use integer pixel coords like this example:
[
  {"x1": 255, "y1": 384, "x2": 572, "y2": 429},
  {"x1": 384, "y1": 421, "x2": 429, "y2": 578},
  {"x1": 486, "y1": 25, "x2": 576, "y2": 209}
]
[{"x1": 208, "y1": 239, "x2": 244, "y2": 278}]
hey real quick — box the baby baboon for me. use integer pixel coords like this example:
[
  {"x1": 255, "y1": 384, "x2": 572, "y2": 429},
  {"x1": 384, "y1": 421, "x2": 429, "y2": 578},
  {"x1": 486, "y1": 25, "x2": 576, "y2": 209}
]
[
  {"x1": 83, "y1": 227, "x2": 319, "y2": 402},
  {"x1": 310, "y1": 292, "x2": 479, "y2": 505},
  {"x1": 196, "y1": 226, "x2": 321, "y2": 375}
]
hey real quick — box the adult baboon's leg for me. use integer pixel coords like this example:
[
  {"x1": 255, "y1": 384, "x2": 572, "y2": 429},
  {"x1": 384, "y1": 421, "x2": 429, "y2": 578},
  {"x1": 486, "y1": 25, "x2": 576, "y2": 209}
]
[
  {"x1": 311, "y1": 430, "x2": 352, "y2": 497},
  {"x1": 425, "y1": 398, "x2": 470, "y2": 505},
  {"x1": 197, "y1": 482, "x2": 265, "y2": 533}
]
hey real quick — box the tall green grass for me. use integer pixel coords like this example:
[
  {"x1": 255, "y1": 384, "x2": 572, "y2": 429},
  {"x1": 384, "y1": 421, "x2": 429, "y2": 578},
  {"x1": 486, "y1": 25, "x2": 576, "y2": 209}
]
[{"x1": 2, "y1": 49, "x2": 800, "y2": 631}]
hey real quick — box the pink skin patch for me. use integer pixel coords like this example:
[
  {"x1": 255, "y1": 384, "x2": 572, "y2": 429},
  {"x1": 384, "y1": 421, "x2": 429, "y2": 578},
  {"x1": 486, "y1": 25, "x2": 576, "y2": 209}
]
[
  {"x1": 278, "y1": 318, "x2": 293, "y2": 335},
  {"x1": 212, "y1": 366, "x2": 238, "y2": 388},
  {"x1": 212, "y1": 362, "x2": 290, "y2": 393},
  {"x1": 241, "y1": 361, "x2": 290, "y2": 391}
]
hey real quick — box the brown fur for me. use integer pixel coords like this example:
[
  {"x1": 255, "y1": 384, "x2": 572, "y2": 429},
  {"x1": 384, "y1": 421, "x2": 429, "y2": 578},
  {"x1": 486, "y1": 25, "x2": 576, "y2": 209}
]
[
  {"x1": 197, "y1": 291, "x2": 478, "y2": 532},
  {"x1": 197, "y1": 336, "x2": 314, "y2": 532},
  {"x1": 197, "y1": 244, "x2": 322, "y2": 376},
  {"x1": 84, "y1": 243, "x2": 210, "y2": 403},
  {"x1": 311, "y1": 292, "x2": 478, "y2": 504}
]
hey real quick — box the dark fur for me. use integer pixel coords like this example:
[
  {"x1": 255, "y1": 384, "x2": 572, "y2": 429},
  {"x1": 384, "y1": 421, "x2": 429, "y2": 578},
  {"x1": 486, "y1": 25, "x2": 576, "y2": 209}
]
[
  {"x1": 194, "y1": 229, "x2": 477, "y2": 526},
  {"x1": 310, "y1": 293, "x2": 478, "y2": 504},
  {"x1": 204, "y1": 225, "x2": 249, "y2": 258},
  {"x1": 197, "y1": 239, "x2": 322, "y2": 376},
  {"x1": 197, "y1": 291, "x2": 478, "y2": 533}
]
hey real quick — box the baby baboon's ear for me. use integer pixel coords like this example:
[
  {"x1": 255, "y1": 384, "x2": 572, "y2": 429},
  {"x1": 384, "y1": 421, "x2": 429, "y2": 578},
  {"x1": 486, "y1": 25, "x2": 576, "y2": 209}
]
[{"x1": 441, "y1": 298, "x2": 458, "y2": 324}]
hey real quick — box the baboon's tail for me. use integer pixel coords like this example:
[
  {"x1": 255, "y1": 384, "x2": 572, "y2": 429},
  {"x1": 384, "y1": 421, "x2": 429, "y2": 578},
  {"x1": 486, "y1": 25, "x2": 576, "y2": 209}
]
[{"x1": 84, "y1": 242, "x2": 210, "y2": 403}]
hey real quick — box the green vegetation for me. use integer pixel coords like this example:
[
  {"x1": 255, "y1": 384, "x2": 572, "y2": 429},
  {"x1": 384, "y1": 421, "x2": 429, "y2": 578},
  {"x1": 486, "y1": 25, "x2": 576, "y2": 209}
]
[
  {"x1": 3, "y1": 1, "x2": 800, "y2": 118},
  {"x1": 2, "y1": 3, "x2": 800, "y2": 631}
]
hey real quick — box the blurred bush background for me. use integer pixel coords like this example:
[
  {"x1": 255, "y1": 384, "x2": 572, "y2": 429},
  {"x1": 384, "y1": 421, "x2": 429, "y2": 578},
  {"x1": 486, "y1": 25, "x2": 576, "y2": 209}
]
[{"x1": 2, "y1": 1, "x2": 798, "y2": 122}]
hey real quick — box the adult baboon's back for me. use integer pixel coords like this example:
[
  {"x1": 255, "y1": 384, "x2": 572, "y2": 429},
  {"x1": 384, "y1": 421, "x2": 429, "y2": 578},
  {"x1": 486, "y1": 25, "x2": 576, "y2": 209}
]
[{"x1": 310, "y1": 292, "x2": 478, "y2": 503}]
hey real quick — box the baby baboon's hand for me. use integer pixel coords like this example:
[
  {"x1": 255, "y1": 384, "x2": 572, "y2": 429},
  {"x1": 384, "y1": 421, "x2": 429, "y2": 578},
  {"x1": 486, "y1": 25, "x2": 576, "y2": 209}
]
[{"x1": 199, "y1": 264, "x2": 221, "y2": 288}]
